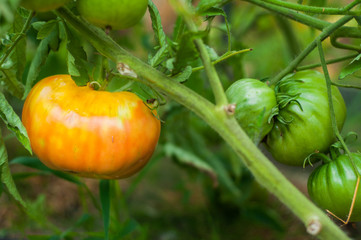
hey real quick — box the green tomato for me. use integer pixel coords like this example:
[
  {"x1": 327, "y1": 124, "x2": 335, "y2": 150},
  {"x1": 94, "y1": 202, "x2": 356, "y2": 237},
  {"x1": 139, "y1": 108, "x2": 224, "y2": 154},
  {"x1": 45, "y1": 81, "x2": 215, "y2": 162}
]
[
  {"x1": 77, "y1": 0, "x2": 148, "y2": 30},
  {"x1": 266, "y1": 70, "x2": 346, "y2": 166},
  {"x1": 21, "y1": 0, "x2": 70, "y2": 12},
  {"x1": 308, "y1": 153, "x2": 361, "y2": 222},
  {"x1": 226, "y1": 78, "x2": 277, "y2": 143}
]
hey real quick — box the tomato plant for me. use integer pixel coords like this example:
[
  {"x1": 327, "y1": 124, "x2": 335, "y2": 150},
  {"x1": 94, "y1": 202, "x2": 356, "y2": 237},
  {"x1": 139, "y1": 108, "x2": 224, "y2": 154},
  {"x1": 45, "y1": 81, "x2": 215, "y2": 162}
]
[
  {"x1": 308, "y1": 152, "x2": 361, "y2": 222},
  {"x1": 20, "y1": 0, "x2": 70, "y2": 12},
  {"x1": 225, "y1": 78, "x2": 277, "y2": 143},
  {"x1": 77, "y1": 0, "x2": 148, "y2": 30},
  {"x1": 3, "y1": 0, "x2": 361, "y2": 239},
  {"x1": 266, "y1": 70, "x2": 347, "y2": 166},
  {"x1": 22, "y1": 75, "x2": 161, "y2": 179}
]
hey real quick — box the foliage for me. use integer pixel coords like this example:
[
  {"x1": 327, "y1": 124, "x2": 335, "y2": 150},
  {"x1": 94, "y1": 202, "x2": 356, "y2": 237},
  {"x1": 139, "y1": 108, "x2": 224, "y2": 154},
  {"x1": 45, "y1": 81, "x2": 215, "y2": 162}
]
[{"x1": 2, "y1": 0, "x2": 361, "y2": 239}]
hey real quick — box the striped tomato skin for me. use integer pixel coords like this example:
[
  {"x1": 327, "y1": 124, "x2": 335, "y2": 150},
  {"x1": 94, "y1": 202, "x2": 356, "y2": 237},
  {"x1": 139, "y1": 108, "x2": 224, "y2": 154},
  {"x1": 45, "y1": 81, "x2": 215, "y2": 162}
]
[{"x1": 22, "y1": 75, "x2": 161, "y2": 179}]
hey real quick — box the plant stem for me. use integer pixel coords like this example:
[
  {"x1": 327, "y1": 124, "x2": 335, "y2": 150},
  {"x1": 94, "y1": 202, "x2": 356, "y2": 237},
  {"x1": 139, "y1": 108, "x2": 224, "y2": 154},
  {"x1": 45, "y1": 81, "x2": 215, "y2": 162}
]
[
  {"x1": 191, "y1": 49, "x2": 252, "y2": 73},
  {"x1": 242, "y1": 0, "x2": 328, "y2": 30},
  {"x1": 55, "y1": 6, "x2": 351, "y2": 239},
  {"x1": 269, "y1": 15, "x2": 353, "y2": 85},
  {"x1": 0, "y1": 11, "x2": 34, "y2": 66},
  {"x1": 263, "y1": 0, "x2": 361, "y2": 15},
  {"x1": 170, "y1": 0, "x2": 228, "y2": 106},
  {"x1": 317, "y1": 39, "x2": 360, "y2": 177},
  {"x1": 332, "y1": 82, "x2": 361, "y2": 90},
  {"x1": 296, "y1": 54, "x2": 358, "y2": 71}
]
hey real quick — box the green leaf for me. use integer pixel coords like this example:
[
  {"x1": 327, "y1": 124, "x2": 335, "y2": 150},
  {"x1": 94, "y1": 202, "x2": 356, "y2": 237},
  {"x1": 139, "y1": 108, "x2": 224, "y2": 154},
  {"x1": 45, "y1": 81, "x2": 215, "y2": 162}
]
[
  {"x1": 148, "y1": 0, "x2": 167, "y2": 48},
  {"x1": 196, "y1": 0, "x2": 223, "y2": 14},
  {"x1": 173, "y1": 31, "x2": 205, "y2": 74},
  {"x1": 149, "y1": 44, "x2": 169, "y2": 68},
  {"x1": 99, "y1": 179, "x2": 110, "y2": 240},
  {"x1": 32, "y1": 21, "x2": 46, "y2": 31},
  {"x1": 0, "y1": 92, "x2": 31, "y2": 153},
  {"x1": 11, "y1": 11, "x2": 27, "y2": 82},
  {"x1": 171, "y1": 65, "x2": 192, "y2": 83},
  {"x1": 172, "y1": 16, "x2": 185, "y2": 42},
  {"x1": 64, "y1": 23, "x2": 89, "y2": 85},
  {"x1": 10, "y1": 156, "x2": 83, "y2": 185},
  {"x1": 0, "y1": 66, "x2": 25, "y2": 98},
  {"x1": 0, "y1": 128, "x2": 27, "y2": 208},
  {"x1": 163, "y1": 143, "x2": 218, "y2": 186},
  {"x1": 339, "y1": 54, "x2": 361, "y2": 79},
  {"x1": 24, "y1": 25, "x2": 60, "y2": 98},
  {"x1": 37, "y1": 20, "x2": 58, "y2": 40}
]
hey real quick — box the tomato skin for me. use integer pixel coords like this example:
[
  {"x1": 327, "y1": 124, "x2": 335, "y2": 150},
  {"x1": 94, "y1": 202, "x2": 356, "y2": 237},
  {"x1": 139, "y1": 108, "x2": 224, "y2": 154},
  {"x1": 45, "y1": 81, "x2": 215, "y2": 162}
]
[
  {"x1": 225, "y1": 79, "x2": 277, "y2": 143},
  {"x1": 266, "y1": 70, "x2": 346, "y2": 166},
  {"x1": 308, "y1": 153, "x2": 361, "y2": 222},
  {"x1": 21, "y1": 0, "x2": 70, "y2": 12},
  {"x1": 77, "y1": 0, "x2": 148, "y2": 30},
  {"x1": 22, "y1": 75, "x2": 161, "y2": 179}
]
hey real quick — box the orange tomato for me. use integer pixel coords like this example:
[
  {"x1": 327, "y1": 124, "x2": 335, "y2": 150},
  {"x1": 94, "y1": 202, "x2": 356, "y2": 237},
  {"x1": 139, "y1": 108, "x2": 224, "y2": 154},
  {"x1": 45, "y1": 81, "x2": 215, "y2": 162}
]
[{"x1": 22, "y1": 75, "x2": 161, "y2": 179}]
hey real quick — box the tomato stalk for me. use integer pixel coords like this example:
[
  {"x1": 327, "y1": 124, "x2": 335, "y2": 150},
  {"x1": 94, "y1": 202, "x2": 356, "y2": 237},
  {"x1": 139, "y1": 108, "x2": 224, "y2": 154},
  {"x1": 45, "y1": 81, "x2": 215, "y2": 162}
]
[{"x1": 55, "y1": 6, "x2": 351, "y2": 239}]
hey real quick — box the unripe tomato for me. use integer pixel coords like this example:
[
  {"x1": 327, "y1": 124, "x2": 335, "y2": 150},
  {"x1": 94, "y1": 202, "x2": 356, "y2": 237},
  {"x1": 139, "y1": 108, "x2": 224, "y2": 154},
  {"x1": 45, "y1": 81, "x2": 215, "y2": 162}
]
[
  {"x1": 22, "y1": 75, "x2": 161, "y2": 179},
  {"x1": 266, "y1": 70, "x2": 346, "y2": 166},
  {"x1": 225, "y1": 79, "x2": 277, "y2": 143},
  {"x1": 308, "y1": 153, "x2": 361, "y2": 222},
  {"x1": 21, "y1": 0, "x2": 70, "y2": 12},
  {"x1": 77, "y1": 0, "x2": 148, "y2": 30}
]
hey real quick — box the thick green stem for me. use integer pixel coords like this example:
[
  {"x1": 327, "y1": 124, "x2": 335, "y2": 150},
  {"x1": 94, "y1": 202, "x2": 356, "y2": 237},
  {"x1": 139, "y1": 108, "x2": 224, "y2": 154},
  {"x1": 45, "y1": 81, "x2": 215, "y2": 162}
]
[
  {"x1": 55, "y1": 7, "x2": 350, "y2": 239},
  {"x1": 269, "y1": 15, "x2": 353, "y2": 85}
]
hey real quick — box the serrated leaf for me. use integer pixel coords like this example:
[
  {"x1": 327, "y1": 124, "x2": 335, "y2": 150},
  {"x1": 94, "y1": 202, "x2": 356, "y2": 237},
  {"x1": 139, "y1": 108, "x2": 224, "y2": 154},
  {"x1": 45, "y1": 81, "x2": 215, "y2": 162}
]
[
  {"x1": 0, "y1": 128, "x2": 27, "y2": 208},
  {"x1": 173, "y1": 31, "x2": 206, "y2": 74},
  {"x1": 149, "y1": 44, "x2": 169, "y2": 67},
  {"x1": 0, "y1": 67, "x2": 25, "y2": 98},
  {"x1": 172, "y1": 65, "x2": 192, "y2": 83},
  {"x1": 148, "y1": 0, "x2": 167, "y2": 48},
  {"x1": 339, "y1": 55, "x2": 361, "y2": 80},
  {"x1": 10, "y1": 11, "x2": 27, "y2": 84},
  {"x1": 37, "y1": 20, "x2": 58, "y2": 40},
  {"x1": 163, "y1": 143, "x2": 218, "y2": 186},
  {"x1": 24, "y1": 27, "x2": 59, "y2": 98},
  {"x1": 0, "y1": 92, "x2": 31, "y2": 153},
  {"x1": 64, "y1": 24, "x2": 89, "y2": 85}
]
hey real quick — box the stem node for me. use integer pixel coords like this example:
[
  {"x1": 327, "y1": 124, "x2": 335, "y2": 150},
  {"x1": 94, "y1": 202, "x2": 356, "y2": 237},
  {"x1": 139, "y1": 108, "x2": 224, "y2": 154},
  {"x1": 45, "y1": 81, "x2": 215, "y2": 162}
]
[{"x1": 306, "y1": 216, "x2": 322, "y2": 236}]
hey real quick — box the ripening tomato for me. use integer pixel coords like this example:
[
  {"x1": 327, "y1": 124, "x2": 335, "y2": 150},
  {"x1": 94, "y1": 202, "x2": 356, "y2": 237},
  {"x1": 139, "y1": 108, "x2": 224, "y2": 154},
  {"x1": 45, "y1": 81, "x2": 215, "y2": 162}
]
[
  {"x1": 21, "y1": 0, "x2": 70, "y2": 12},
  {"x1": 77, "y1": 0, "x2": 148, "y2": 30},
  {"x1": 22, "y1": 75, "x2": 161, "y2": 179},
  {"x1": 266, "y1": 70, "x2": 346, "y2": 166},
  {"x1": 308, "y1": 153, "x2": 361, "y2": 222},
  {"x1": 225, "y1": 78, "x2": 277, "y2": 143}
]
